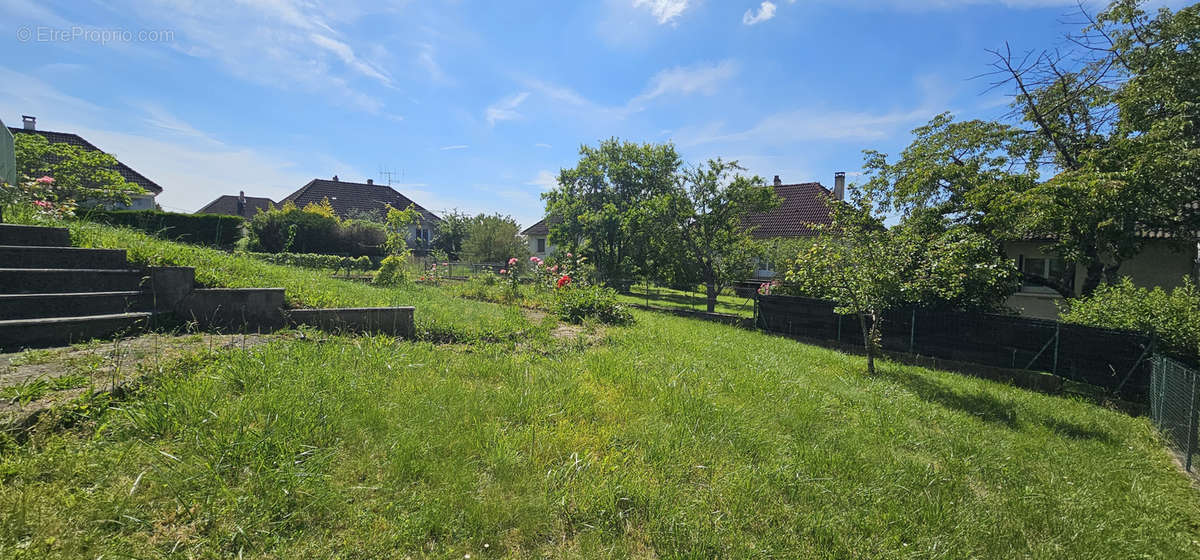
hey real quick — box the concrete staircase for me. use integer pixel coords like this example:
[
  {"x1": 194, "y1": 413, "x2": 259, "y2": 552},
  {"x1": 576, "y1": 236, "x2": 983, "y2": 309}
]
[{"x1": 0, "y1": 224, "x2": 163, "y2": 350}]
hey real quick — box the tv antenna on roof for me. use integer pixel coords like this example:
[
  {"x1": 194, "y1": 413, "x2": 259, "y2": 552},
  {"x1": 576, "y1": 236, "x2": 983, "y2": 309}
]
[{"x1": 378, "y1": 167, "x2": 396, "y2": 187}]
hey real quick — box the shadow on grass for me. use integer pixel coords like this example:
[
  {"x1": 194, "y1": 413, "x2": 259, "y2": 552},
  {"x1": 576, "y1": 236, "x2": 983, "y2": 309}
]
[
  {"x1": 881, "y1": 367, "x2": 1118, "y2": 445},
  {"x1": 629, "y1": 289, "x2": 752, "y2": 311}
]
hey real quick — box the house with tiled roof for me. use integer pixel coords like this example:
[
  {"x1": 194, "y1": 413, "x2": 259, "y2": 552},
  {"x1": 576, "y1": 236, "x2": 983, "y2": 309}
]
[
  {"x1": 280, "y1": 176, "x2": 442, "y2": 248},
  {"x1": 196, "y1": 191, "x2": 276, "y2": 218},
  {"x1": 744, "y1": 174, "x2": 841, "y2": 239},
  {"x1": 521, "y1": 217, "x2": 556, "y2": 258},
  {"x1": 742, "y1": 173, "x2": 842, "y2": 278},
  {"x1": 8, "y1": 115, "x2": 163, "y2": 210}
]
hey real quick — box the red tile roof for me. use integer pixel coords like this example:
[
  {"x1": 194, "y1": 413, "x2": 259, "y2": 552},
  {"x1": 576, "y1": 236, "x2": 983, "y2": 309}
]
[
  {"x1": 8, "y1": 127, "x2": 164, "y2": 195},
  {"x1": 281, "y1": 178, "x2": 441, "y2": 223},
  {"x1": 743, "y1": 182, "x2": 834, "y2": 238}
]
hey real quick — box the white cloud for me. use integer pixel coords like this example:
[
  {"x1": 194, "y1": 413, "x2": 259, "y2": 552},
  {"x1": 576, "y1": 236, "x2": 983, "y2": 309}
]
[
  {"x1": 632, "y1": 0, "x2": 691, "y2": 24},
  {"x1": 485, "y1": 92, "x2": 530, "y2": 126},
  {"x1": 534, "y1": 143, "x2": 553, "y2": 148},
  {"x1": 526, "y1": 170, "x2": 559, "y2": 191},
  {"x1": 742, "y1": 2, "x2": 777, "y2": 25},
  {"x1": 439, "y1": 144, "x2": 469, "y2": 150},
  {"x1": 98, "y1": 0, "x2": 405, "y2": 115},
  {"x1": 676, "y1": 104, "x2": 938, "y2": 147},
  {"x1": 630, "y1": 60, "x2": 739, "y2": 108}
]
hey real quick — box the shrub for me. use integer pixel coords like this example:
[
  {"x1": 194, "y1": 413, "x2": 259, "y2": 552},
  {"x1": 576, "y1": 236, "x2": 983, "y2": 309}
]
[
  {"x1": 247, "y1": 201, "x2": 386, "y2": 256},
  {"x1": 82, "y1": 208, "x2": 243, "y2": 247},
  {"x1": 373, "y1": 255, "x2": 410, "y2": 286},
  {"x1": 1060, "y1": 277, "x2": 1200, "y2": 360},
  {"x1": 551, "y1": 285, "x2": 634, "y2": 325},
  {"x1": 246, "y1": 252, "x2": 374, "y2": 272}
]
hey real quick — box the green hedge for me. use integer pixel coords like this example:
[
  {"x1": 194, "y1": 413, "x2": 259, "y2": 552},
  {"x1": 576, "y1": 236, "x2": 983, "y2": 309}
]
[
  {"x1": 83, "y1": 209, "x2": 243, "y2": 247},
  {"x1": 246, "y1": 252, "x2": 375, "y2": 272}
]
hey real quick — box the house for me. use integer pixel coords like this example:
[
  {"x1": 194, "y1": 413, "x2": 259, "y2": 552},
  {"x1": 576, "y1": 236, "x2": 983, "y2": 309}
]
[
  {"x1": 521, "y1": 217, "x2": 555, "y2": 259},
  {"x1": 280, "y1": 176, "x2": 442, "y2": 248},
  {"x1": 8, "y1": 115, "x2": 163, "y2": 210},
  {"x1": 0, "y1": 118, "x2": 14, "y2": 187},
  {"x1": 1005, "y1": 235, "x2": 1200, "y2": 320},
  {"x1": 743, "y1": 172, "x2": 842, "y2": 278},
  {"x1": 196, "y1": 191, "x2": 276, "y2": 218}
]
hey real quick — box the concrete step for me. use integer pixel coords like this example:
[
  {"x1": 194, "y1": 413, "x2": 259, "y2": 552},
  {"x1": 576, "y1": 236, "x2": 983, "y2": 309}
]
[
  {"x1": 0, "y1": 246, "x2": 129, "y2": 269},
  {"x1": 0, "y1": 268, "x2": 148, "y2": 294},
  {"x1": 0, "y1": 224, "x2": 71, "y2": 247},
  {"x1": 0, "y1": 312, "x2": 162, "y2": 351},
  {"x1": 0, "y1": 291, "x2": 155, "y2": 320}
]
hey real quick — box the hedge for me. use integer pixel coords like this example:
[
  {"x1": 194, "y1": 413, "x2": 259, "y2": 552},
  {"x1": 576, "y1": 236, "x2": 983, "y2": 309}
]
[
  {"x1": 83, "y1": 209, "x2": 243, "y2": 247},
  {"x1": 246, "y1": 252, "x2": 375, "y2": 272}
]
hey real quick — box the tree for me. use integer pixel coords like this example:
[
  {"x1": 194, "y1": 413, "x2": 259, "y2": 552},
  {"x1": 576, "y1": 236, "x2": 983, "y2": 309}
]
[
  {"x1": 431, "y1": 209, "x2": 470, "y2": 260},
  {"x1": 462, "y1": 213, "x2": 527, "y2": 263},
  {"x1": 786, "y1": 194, "x2": 1017, "y2": 375},
  {"x1": 653, "y1": 159, "x2": 779, "y2": 312},
  {"x1": 545, "y1": 138, "x2": 682, "y2": 290},
  {"x1": 14, "y1": 134, "x2": 142, "y2": 206},
  {"x1": 863, "y1": 1, "x2": 1200, "y2": 298}
]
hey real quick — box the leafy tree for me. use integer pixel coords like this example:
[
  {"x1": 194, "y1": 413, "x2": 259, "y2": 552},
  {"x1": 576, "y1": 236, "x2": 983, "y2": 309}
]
[
  {"x1": 545, "y1": 138, "x2": 682, "y2": 290},
  {"x1": 863, "y1": 0, "x2": 1199, "y2": 298},
  {"x1": 432, "y1": 208, "x2": 471, "y2": 260},
  {"x1": 462, "y1": 213, "x2": 527, "y2": 263},
  {"x1": 652, "y1": 159, "x2": 779, "y2": 312},
  {"x1": 785, "y1": 194, "x2": 1017, "y2": 375},
  {"x1": 384, "y1": 205, "x2": 421, "y2": 255},
  {"x1": 14, "y1": 134, "x2": 142, "y2": 206}
]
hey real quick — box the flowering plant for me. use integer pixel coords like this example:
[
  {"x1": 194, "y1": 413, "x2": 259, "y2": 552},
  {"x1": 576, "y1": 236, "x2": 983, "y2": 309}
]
[{"x1": 757, "y1": 280, "x2": 780, "y2": 296}]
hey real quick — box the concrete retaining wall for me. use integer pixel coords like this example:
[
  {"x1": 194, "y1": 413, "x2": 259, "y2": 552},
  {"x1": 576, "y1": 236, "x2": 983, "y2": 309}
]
[
  {"x1": 176, "y1": 288, "x2": 286, "y2": 331},
  {"x1": 287, "y1": 307, "x2": 415, "y2": 338}
]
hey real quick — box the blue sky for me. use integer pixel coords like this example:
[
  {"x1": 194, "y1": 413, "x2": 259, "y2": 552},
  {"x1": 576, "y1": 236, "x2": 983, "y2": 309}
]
[{"x1": 0, "y1": 0, "x2": 1186, "y2": 228}]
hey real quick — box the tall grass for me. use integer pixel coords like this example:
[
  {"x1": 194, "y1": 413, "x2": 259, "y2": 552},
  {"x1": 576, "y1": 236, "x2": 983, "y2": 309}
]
[{"x1": 2, "y1": 313, "x2": 1197, "y2": 557}]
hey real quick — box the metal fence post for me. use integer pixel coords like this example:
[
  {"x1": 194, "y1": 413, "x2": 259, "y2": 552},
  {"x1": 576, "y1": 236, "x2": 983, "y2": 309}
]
[
  {"x1": 1189, "y1": 371, "x2": 1198, "y2": 472},
  {"x1": 1052, "y1": 324, "x2": 1060, "y2": 376},
  {"x1": 909, "y1": 307, "x2": 916, "y2": 354}
]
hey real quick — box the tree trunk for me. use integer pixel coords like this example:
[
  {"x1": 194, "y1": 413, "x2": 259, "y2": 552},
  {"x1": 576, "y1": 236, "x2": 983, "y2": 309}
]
[
  {"x1": 705, "y1": 283, "x2": 718, "y2": 313},
  {"x1": 858, "y1": 311, "x2": 876, "y2": 375}
]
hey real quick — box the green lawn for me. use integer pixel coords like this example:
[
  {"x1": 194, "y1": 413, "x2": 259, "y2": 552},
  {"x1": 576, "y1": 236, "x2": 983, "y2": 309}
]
[
  {"x1": 619, "y1": 283, "x2": 756, "y2": 317},
  {"x1": 2, "y1": 221, "x2": 1199, "y2": 558}
]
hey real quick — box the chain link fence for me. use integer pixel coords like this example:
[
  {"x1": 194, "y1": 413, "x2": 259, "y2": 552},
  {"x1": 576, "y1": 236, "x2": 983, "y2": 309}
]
[{"x1": 1151, "y1": 355, "x2": 1200, "y2": 472}]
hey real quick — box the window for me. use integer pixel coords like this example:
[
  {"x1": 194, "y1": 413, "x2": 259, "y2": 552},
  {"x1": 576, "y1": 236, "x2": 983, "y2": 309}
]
[
  {"x1": 537, "y1": 238, "x2": 546, "y2": 253},
  {"x1": 1020, "y1": 255, "x2": 1072, "y2": 292}
]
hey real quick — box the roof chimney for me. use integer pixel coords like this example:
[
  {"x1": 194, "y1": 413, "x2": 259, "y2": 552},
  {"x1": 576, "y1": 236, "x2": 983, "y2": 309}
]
[
  {"x1": 332, "y1": 175, "x2": 339, "y2": 182},
  {"x1": 367, "y1": 178, "x2": 373, "y2": 185},
  {"x1": 21, "y1": 115, "x2": 35, "y2": 131},
  {"x1": 833, "y1": 172, "x2": 845, "y2": 201},
  {"x1": 773, "y1": 175, "x2": 782, "y2": 186}
]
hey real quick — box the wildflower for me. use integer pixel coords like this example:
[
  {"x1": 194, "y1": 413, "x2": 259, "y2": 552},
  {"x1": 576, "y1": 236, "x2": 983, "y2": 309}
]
[
  {"x1": 35, "y1": 176, "x2": 54, "y2": 184},
  {"x1": 557, "y1": 275, "x2": 572, "y2": 288}
]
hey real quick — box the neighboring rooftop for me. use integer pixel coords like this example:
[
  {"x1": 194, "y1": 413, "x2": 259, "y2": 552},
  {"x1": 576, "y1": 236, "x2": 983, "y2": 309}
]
[
  {"x1": 280, "y1": 177, "x2": 441, "y2": 223},
  {"x1": 8, "y1": 115, "x2": 164, "y2": 195},
  {"x1": 196, "y1": 193, "x2": 276, "y2": 217},
  {"x1": 743, "y1": 176, "x2": 838, "y2": 239},
  {"x1": 521, "y1": 218, "x2": 550, "y2": 236}
]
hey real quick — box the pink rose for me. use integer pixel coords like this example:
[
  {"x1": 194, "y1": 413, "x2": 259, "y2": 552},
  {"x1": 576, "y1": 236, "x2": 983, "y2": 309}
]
[
  {"x1": 499, "y1": 269, "x2": 507, "y2": 274},
  {"x1": 35, "y1": 176, "x2": 54, "y2": 184},
  {"x1": 508, "y1": 257, "x2": 518, "y2": 266}
]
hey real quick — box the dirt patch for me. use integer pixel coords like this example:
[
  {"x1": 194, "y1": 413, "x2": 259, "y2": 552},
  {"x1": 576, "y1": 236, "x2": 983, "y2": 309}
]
[{"x1": 0, "y1": 332, "x2": 278, "y2": 422}]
